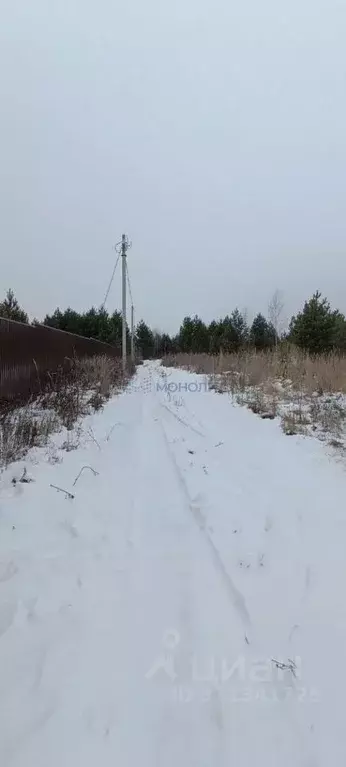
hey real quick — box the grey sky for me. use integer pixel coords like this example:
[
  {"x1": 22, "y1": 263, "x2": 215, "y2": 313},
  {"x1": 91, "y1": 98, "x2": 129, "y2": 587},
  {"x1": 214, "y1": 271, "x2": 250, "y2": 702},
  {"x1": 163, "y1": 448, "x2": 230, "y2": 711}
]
[{"x1": 1, "y1": 0, "x2": 346, "y2": 334}]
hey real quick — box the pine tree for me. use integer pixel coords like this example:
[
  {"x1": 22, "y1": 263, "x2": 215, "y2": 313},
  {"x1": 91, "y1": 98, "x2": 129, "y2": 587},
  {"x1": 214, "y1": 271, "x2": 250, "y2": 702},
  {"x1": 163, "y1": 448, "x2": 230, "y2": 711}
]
[
  {"x1": 109, "y1": 310, "x2": 127, "y2": 352},
  {"x1": 289, "y1": 292, "x2": 343, "y2": 354},
  {"x1": 191, "y1": 316, "x2": 209, "y2": 353},
  {"x1": 230, "y1": 309, "x2": 248, "y2": 349},
  {"x1": 219, "y1": 316, "x2": 237, "y2": 353},
  {"x1": 178, "y1": 317, "x2": 195, "y2": 352},
  {"x1": 250, "y1": 313, "x2": 276, "y2": 350},
  {"x1": 0, "y1": 289, "x2": 28, "y2": 323},
  {"x1": 332, "y1": 311, "x2": 346, "y2": 351},
  {"x1": 43, "y1": 308, "x2": 63, "y2": 329},
  {"x1": 136, "y1": 320, "x2": 155, "y2": 359},
  {"x1": 157, "y1": 333, "x2": 174, "y2": 356},
  {"x1": 208, "y1": 320, "x2": 223, "y2": 354}
]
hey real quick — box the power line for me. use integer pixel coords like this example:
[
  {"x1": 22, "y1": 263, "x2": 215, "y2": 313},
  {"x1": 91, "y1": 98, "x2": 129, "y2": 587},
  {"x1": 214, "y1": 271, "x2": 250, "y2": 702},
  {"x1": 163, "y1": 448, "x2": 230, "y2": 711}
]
[
  {"x1": 126, "y1": 262, "x2": 134, "y2": 307},
  {"x1": 102, "y1": 253, "x2": 120, "y2": 308}
]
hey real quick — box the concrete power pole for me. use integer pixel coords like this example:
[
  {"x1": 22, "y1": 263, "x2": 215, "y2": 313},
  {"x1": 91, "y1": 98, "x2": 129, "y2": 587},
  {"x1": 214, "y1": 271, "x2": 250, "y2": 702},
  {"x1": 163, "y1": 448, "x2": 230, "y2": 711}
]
[
  {"x1": 131, "y1": 304, "x2": 135, "y2": 364},
  {"x1": 121, "y1": 234, "x2": 127, "y2": 374}
]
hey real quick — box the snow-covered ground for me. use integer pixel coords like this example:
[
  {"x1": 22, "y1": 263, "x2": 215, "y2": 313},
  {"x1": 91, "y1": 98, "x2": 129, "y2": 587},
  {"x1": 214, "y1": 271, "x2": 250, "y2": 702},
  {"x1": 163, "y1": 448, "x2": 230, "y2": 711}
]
[
  {"x1": 208, "y1": 370, "x2": 346, "y2": 448},
  {"x1": 1, "y1": 360, "x2": 346, "y2": 765}
]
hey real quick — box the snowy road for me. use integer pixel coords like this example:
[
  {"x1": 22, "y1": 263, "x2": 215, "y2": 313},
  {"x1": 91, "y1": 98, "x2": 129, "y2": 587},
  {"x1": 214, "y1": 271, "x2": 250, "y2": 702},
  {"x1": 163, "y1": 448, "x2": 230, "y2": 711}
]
[{"x1": 1, "y1": 361, "x2": 346, "y2": 765}]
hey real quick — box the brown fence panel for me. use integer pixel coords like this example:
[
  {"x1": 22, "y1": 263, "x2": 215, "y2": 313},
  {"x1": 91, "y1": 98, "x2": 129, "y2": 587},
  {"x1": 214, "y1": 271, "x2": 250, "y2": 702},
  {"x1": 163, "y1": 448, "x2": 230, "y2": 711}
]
[{"x1": 0, "y1": 318, "x2": 120, "y2": 403}]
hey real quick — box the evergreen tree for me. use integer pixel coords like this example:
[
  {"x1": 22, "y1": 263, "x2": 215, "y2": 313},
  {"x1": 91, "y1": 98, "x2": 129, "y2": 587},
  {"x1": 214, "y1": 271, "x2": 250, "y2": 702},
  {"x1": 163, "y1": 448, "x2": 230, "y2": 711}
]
[
  {"x1": 208, "y1": 320, "x2": 224, "y2": 354},
  {"x1": 136, "y1": 320, "x2": 155, "y2": 359},
  {"x1": 289, "y1": 292, "x2": 342, "y2": 354},
  {"x1": 109, "y1": 310, "x2": 125, "y2": 352},
  {"x1": 191, "y1": 316, "x2": 209, "y2": 353},
  {"x1": 250, "y1": 313, "x2": 276, "y2": 350},
  {"x1": 36, "y1": 292, "x2": 346, "y2": 358},
  {"x1": 230, "y1": 308, "x2": 248, "y2": 349},
  {"x1": 332, "y1": 311, "x2": 346, "y2": 351},
  {"x1": 178, "y1": 317, "x2": 195, "y2": 352},
  {"x1": 42, "y1": 305, "x2": 128, "y2": 348},
  {"x1": 178, "y1": 315, "x2": 209, "y2": 354},
  {"x1": 208, "y1": 311, "x2": 248, "y2": 354},
  {"x1": 43, "y1": 308, "x2": 63, "y2": 329},
  {"x1": 0, "y1": 289, "x2": 28, "y2": 323},
  {"x1": 81, "y1": 307, "x2": 99, "y2": 340},
  {"x1": 158, "y1": 333, "x2": 175, "y2": 356},
  {"x1": 218, "y1": 316, "x2": 237, "y2": 353},
  {"x1": 58, "y1": 308, "x2": 81, "y2": 335}
]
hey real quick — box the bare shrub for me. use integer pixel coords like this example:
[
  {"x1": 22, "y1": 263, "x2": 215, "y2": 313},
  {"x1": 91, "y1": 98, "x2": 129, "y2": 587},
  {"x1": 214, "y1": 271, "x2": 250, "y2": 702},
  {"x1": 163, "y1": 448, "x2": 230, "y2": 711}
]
[
  {"x1": 0, "y1": 408, "x2": 60, "y2": 467},
  {"x1": 61, "y1": 435, "x2": 79, "y2": 452},
  {"x1": 50, "y1": 385, "x2": 83, "y2": 430},
  {"x1": 281, "y1": 412, "x2": 305, "y2": 436},
  {"x1": 318, "y1": 399, "x2": 345, "y2": 437},
  {"x1": 329, "y1": 438, "x2": 344, "y2": 449},
  {"x1": 88, "y1": 391, "x2": 104, "y2": 411},
  {"x1": 40, "y1": 355, "x2": 123, "y2": 429},
  {"x1": 243, "y1": 388, "x2": 268, "y2": 415}
]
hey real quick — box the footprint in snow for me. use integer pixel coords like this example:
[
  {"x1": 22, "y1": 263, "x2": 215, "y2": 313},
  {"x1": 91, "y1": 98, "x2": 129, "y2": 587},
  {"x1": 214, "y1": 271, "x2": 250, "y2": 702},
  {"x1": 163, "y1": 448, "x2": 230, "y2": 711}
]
[
  {"x1": 0, "y1": 561, "x2": 18, "y2": 583},
  {"x1": 0, "y1": 602, "x2": 17, "y2": 637},
  {"x1": 264, "y1": 516, "x2": 273, "y2": 532}
]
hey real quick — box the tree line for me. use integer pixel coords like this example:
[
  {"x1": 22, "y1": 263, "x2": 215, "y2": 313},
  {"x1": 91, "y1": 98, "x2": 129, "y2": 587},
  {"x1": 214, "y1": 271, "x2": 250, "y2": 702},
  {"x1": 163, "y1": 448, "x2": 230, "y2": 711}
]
[
  {"x1": 0, "y1": 290, "x2": 128, "y2": 353},
  {"x1": 1, "y1": 288, "x2": 346, "y2": 358}
]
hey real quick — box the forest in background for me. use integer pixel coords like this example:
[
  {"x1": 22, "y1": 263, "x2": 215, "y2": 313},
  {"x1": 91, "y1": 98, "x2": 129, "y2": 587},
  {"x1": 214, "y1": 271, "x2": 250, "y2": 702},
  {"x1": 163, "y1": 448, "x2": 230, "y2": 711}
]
[{"x1": 1, "y1": 287, "x2": 346, "y2": 359}]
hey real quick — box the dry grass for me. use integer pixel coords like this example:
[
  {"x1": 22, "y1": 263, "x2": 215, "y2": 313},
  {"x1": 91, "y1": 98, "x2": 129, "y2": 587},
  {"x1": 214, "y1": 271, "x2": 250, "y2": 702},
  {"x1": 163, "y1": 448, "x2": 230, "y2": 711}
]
[
  {"x1": 309, "y1": 397, "x2": 345, "y2": 437},
  {"x1": 163, "y1": 348, "x2": 346, "y2": 444},
  {"x1": 280, "y1": 412, "x2": 307, "y2": 436},
  {"x1": 39, "y1": 356, "x2": 123, "y2": 429},
  {"x1": 163, "y1": 348, "x2": 346, "y2": 394},
  {"x1": 0, "y1": 409, "x2": 60, "y2": 466},
  {"x1": 0, "y1": 355, "x2": 128, "y2": 468},
  {"x1": 77, "y1": 355, "x2": 123, "y2": 398}
]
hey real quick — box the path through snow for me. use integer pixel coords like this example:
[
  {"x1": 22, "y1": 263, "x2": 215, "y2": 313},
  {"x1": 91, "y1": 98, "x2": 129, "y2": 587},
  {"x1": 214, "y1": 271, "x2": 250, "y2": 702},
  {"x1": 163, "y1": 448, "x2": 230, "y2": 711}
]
[{"x1": 1, "y1": 361, "x2": 346, "y2": 765}]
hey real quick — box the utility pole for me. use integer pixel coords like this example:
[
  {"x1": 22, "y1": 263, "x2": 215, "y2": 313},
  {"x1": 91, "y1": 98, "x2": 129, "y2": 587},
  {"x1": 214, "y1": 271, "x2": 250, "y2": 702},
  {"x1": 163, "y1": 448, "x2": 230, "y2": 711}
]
[
  {"x1": 131, "y1": 304, "x2": 135, "y2": 364},
  {"x1": 121, "y1": 234, "x2": 127, "y2": 374}
]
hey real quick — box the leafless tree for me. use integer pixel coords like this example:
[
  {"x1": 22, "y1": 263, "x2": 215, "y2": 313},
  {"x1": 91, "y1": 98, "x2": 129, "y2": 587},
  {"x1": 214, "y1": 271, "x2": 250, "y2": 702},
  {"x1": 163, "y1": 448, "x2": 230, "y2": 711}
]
[
  {"x1": 152, "y1": 327, "x2": 161, "y2": 356},
  {"x1": 241, "y1": 307, "x2": 250, "y2": 345},
  {"x1": 268, "y1": 290, "x2": 284, "y2": 344}
]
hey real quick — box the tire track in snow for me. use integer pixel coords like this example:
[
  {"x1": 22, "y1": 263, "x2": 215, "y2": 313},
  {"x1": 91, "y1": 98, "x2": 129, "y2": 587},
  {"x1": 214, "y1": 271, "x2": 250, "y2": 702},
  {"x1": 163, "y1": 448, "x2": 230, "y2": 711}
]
[
  {"x1": 160, "y1": 403, "x2": 206, "y2": 438},
  {"x1": 156, "y1": 369, "x2": 320, "y2": 767},
  {"x1": 157, "y1": 410, "x2": 252, "y2": 645},
  {"x1": 189, "y1": 496, "x2": 252, "y2": 641},
  {"x1": 135, "y1": 392, "x2": 216, "y2": 767}
]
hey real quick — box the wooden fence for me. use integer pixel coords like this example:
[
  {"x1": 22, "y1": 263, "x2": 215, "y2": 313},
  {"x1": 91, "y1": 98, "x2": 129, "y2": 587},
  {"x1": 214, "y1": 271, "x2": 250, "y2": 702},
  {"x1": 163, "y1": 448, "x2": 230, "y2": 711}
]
[{"x1": 0, "y1": 318, "x2": 120, "y2": 403}]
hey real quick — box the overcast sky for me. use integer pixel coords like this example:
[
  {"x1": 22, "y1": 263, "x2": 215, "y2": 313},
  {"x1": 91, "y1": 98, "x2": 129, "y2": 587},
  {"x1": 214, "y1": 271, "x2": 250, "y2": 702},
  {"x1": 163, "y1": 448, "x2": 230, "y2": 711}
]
[{"x1": 1, "y1": 0, "x2": 346, "y2": 334}]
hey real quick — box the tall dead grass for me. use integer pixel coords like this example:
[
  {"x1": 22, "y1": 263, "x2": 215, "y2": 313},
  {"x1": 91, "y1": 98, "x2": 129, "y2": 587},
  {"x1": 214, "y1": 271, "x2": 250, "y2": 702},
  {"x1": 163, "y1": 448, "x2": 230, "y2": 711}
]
[
  {"x1": 163, "y1": 348, "x2": 346, "y2": 395},
  {"x1": 0, "y1": 355, "x2": 127, "y2": 468},
  {"x1": 162, "y1": 348, "x2": 346, "y2": 442}
]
